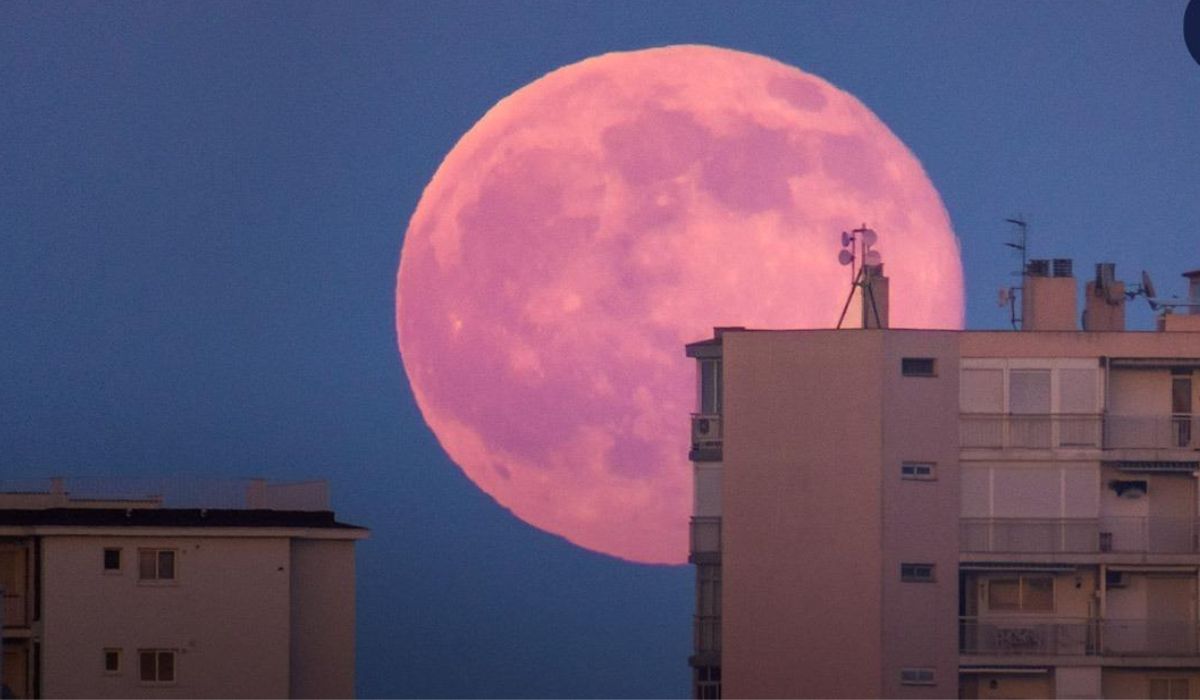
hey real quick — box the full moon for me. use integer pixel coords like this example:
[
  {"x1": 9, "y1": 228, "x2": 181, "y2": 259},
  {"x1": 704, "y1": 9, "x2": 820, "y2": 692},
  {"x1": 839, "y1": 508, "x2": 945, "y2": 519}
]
[{"x1": 397, "y1": 45, "x2": 963, "y2": 564}]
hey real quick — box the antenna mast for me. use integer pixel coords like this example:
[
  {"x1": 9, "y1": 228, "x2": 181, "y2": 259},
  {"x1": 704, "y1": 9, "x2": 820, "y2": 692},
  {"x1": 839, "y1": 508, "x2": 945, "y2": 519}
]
[
  {"x1": 836, "y1": 224, "x2": 884, "y2": 329},
  {"x1": 1003, "y1": 217, "x2": 1028, "y2": 330}
]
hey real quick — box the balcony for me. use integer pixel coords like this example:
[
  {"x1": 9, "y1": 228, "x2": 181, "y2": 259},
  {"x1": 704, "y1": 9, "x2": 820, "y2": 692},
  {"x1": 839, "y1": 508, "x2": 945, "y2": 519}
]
[
  {"x1": 694, "y1": 614, "x2": 721, "y2": 653},
  {"x1": 961, "y1": 517, "x2": 1200, "y2": 554},
  {"x1": 960, "y1": 617, "x2": 1200, "y2": 657},
  {"x1": 960, "y1": 414, "x2": 1200, "y2": 450},
  {"x1": 690, "y1": 516, "x2": 721, "y2": 559},
  {"x1": 690, "y1": 413, "x2": 722, "y2": 461}
]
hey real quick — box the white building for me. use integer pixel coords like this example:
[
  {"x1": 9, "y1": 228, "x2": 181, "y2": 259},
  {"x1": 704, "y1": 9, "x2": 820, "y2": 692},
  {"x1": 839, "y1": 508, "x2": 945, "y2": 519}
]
[
  {"x1": 0, "y1": 477, "x2": 367, "y2": 698},
  {"x1": 686, "y1": 262, "x2": 1200, "y2": 699}
]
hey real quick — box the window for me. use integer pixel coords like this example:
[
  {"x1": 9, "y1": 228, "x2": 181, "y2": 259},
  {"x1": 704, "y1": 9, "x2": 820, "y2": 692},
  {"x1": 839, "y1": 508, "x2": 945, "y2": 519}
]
[
  {"x1": 901, "y1": 358, "x2": 936, "y2": 377},
  {"x1": 138, "y1": 549, "x2": 176, "y2": 581},
  {"x1": 103, "y1": 548, "x2": 121, "y2": 572},
  {"x1": 103, "y1": 648, "x2": 121, "y2": 674},
  {"x1": 699, "y1": 359, "x2": 722, "y2": 414},
  {"x1": 1150, "y1": 678, "x2": 1190, "y2": 699},
  {"x1": 139, "y1": 649, "x2": 175, "y2": 683},
  {"x1": 694, "y1": 665, "x2": 721, "y2": 700},
  {"x1": 900, "y1": 668, "x2": 935, "y2": 686},
  {"x1": 901, "y1": 462, "x2": 936, "y2": 480},
  {"x1": 901, "y1": 563, "x2": 935, "y2": 582},
  {"x1": 987, "y1": 575, "x2": 1053, "y2": 611}
]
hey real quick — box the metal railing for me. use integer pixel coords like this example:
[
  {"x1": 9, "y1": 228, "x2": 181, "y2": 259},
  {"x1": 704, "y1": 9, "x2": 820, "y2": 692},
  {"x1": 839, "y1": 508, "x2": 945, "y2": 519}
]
[
  {"x1": 961, "y1": 517, "x2": 1200, "y2": 554},
  {"x1": 1105, "y1": 415, "x2": 1199, "y2": 450},
  {"x1": 960, "y1": 414, "x2": 1200, "y2": 450},
  {"x1": 690, "y1": 517, "x2": 721, "y2": 555},
  {"x1": 0, "y1": 476, "x2": 330, "y2": 511},
  {"x1": 960, "y1": 617, "x2": 1200, "y2": 657},
  {"x1": 960, "y1": 616, "x2": 1098, "y2": 656}
]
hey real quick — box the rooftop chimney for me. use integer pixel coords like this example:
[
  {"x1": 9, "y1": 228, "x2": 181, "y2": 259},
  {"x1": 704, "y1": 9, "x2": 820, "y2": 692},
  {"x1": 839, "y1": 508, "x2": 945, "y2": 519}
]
[
  {"x1": 1082, "y1": 262, "x2": 1125, "y2": 331},
  {"x1": 1022, "y1": 258, "x2": 1078, "y2": 331},
  {"x1": 861, "y1": 264, "x2": 889, "y2": 329}
]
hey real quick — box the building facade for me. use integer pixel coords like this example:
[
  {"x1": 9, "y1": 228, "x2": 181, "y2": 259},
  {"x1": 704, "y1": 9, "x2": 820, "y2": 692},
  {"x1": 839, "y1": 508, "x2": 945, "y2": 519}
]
[
  {"x1": 687, "y1": 263, "x2": 1200, "y2": 698},
  {"x1": 0, "y1": 477, "x2": 367, "y2": 698}
]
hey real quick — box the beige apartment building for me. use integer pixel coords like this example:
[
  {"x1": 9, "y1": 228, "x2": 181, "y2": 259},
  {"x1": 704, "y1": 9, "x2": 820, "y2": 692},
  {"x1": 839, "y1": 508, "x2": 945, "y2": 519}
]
[
  {"x1": 0, "y1": 477, "x2": 367, "y2": 698},
  {"x1": 687, "y1": 261, "x2": 1200, "y2": 698}
]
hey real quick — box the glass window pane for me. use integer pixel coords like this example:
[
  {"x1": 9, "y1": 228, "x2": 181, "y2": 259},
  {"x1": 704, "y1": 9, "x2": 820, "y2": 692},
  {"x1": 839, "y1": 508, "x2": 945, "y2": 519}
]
[
  {"x1": 139, "y1": 550, "x2": 157, "y2": 580},
  {"x1": 140, "y1": 651, "x2": 156, "y2": 681},
  {"x1": 1010, "y1": 370, "x2": 1051, "y2": 414},
  {"x1": 1023, "y1": 577, "x2": 1054, "y2": 611},
  {"x1": 988, "y1": 579, "x2": 1020, "y2": 610},
  {"x1": 158, "y1": 551, "x2": 175, "y2": 579},
  {"x1": 960, "y1": 369, "x2": 1004, "y2": 413},
  {"x1": 104, "y1": 548, "x2": 120, "y2": 570},
  {"x1": 158, "y1": 651, "x2": 174, "y2": 682},
  {"x1": 1173, "y1": 378, "x2": 1192, "y2": 414}
]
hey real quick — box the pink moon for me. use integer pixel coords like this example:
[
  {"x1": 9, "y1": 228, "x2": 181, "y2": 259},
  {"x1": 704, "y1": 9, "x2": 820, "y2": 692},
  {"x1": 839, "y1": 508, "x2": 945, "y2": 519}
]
[{"x1": 397, "y1": 45, "x2": 963, "y2": 565}]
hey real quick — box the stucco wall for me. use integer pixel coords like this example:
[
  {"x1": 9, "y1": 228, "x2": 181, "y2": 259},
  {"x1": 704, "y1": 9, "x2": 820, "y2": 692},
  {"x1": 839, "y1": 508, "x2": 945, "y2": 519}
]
[
  {"x1": 289, "y1": 538, "x2": 356, "y2": 698},
  {"x1": 721, "y1": 330, "x2": 885, "y2": 698},
  {"x1": 41, "y1": 535, "x2": 290, "y2": 698}
]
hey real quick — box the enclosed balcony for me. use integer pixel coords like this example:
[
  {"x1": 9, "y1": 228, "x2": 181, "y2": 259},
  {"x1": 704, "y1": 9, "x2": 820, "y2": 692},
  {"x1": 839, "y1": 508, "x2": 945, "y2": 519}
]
[
  {"x1": 960, "y1": 617, "x2": 1200, "y2": 657},
  {"x1": 961, "y1": 517, "x2": 1200, "y2": 554},
  {"x1": 959, "y1": 414, "x2": 1200, "y2": 450},
  {"x1": 689, "y1": 413, "x2": 722, "y2": 461}
]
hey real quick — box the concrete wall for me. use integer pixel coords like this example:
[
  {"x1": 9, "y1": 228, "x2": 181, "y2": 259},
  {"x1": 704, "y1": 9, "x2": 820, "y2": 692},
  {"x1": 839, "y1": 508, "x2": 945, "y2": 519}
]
[
  {"x1": 721, "y1": 330, "x2": 885, "y2": 698},
  {"x1": 41, "y1": 535, "x2": 291, "y2": 698},
  {"x1": 879, "y1": 332, "x2": 960, "y2": 699},
  {"x1": 289, "y1": 539, "x2": 356, "y2": 698}
]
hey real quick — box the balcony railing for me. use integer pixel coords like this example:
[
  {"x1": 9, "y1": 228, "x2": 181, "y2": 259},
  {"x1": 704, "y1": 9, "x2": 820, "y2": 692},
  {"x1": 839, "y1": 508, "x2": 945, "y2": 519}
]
[
  {"x1": 690, "y1": 517, "x2": 721, "y2": 555},
  {"x1": 694, "y1": 614, "x2": 721, "y2": 653},
  {"x1": 690, "y1": 414, "x2": 722, "y2": 449},
  {"x1": 1105, "y1": 415, "x2": 1199, "y2": 450},
  {"x1": 961, "y1": 517, "x2": 1200, "y2": 554},
  {"x1": 960, "y1": 414, "x2": 1200, "y2": 450},
  {"x1": 960, "y1": 617, "x2": 1200, "y2": 657}
]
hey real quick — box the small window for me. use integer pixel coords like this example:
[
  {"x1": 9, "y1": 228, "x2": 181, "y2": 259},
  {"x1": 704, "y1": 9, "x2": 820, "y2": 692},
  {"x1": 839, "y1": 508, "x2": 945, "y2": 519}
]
[
  {"x1": 103, "y1": 548, "x2": 121, "y2": 571},
  {"x1": 900, "y1": 667, "x2": 935, "y2": 686},
  {"x1": 901, "y1": 462, "x2": 936, "y2": 480},
  {"x1": 901, "y1": 563, "x2": 935, "y2": 582},
  {"x1": 138, "y1": 549, "x2": 176, "y2": 581},
  {"x1": 987, "y1": 575, "x2": 1054, "y2": 611},
  {"x1": 104, "y1": 648, "x2": 121, "y2": 674},
  {"x1": 901, "y1": 358, "x2": 936, "y2": 377},
  {"x1": 139, "y1": 649, "x2": 175, "y2": 683}
]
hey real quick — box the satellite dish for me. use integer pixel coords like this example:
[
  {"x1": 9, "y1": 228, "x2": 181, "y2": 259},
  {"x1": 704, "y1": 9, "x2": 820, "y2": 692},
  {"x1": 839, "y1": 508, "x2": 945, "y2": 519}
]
[
  {"x1": 1142, "y1": 270, "x2": 1157, "y2": 300},
  {"x1": 860, "y1": 228, "x2": 878, "y2": 246},
  {"x1": 841, "y1": 231, "x2": 853, "y2": 247},
  {"x1": 997, "y1": 288, "x2": 1012, "y2": 307},
  {"x1": 864, "y1": 250, "x2": 882, "y2": 266},
  {"x1": 838, "y1": 249, "x2": 855, "y2": 266}
]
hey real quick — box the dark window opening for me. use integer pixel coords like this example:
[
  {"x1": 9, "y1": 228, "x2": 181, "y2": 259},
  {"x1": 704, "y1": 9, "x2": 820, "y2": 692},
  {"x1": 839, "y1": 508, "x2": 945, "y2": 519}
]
[
  {"x1": 103, "y1": 548, "x2": 121, "y2": 571},
  {"x1": 902, "y1": 358, "x2": 936, "y2": 377}
]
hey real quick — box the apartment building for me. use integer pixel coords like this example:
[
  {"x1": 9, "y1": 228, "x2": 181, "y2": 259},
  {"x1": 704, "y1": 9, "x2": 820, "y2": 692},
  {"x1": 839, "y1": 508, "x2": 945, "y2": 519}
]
[
  {"x1": 686, "y1": 261, "x2": 1200, "y2": 699},
  {"x1": 0, "y1": 477, "x2": 367, "y2": 698}
]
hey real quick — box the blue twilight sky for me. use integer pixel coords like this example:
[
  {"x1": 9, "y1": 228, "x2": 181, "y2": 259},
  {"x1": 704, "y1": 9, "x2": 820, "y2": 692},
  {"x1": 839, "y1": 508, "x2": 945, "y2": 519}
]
[{"x1": 2, "y1": 2, "x2": 1198, "y2": 697}]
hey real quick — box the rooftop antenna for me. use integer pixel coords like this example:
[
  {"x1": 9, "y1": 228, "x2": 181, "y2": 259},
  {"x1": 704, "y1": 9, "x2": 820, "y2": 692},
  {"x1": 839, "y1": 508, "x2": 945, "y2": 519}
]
[
  {"x1": 1001, "y1": 216, "x2": 1028, "y2": 329},
  {"x1": 836, "y1": 224, "x2": 884, "y2": 329},
  {"x1": 1126, "y1": 270, "x2": 1200, "y2": 313}
]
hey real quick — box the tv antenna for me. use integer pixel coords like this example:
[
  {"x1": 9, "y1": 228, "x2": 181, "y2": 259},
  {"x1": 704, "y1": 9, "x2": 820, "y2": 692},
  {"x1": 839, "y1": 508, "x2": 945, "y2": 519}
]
[
  {"x1": 1000, "y1": 216, "x2": 1028, "y2": 329},
  {"x1": 836, "y1": 224, "x2": 884, "y2": 329}
]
